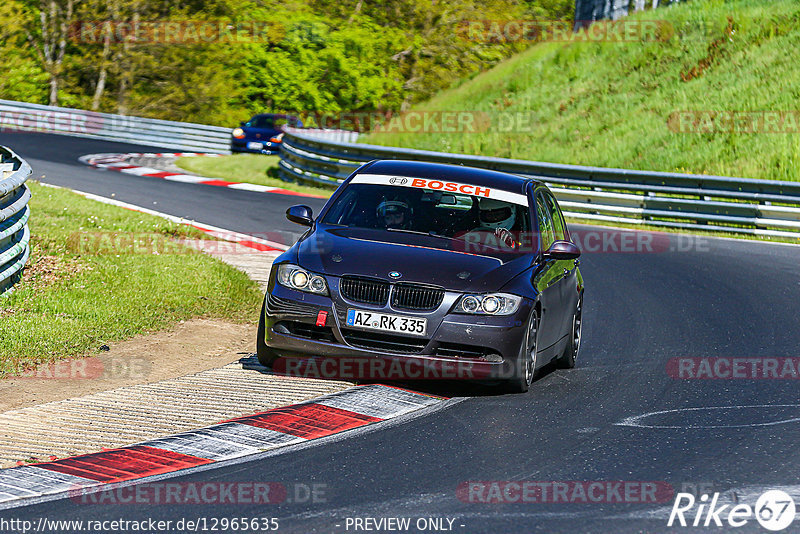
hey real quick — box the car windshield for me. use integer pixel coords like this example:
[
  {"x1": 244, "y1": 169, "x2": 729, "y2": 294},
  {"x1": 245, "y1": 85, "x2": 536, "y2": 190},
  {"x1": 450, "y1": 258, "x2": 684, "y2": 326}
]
[
  {"x1": 249, "y1": 115, "x2": 296, "y2": 129},
  {"x1": 322, "y1": 180, "x2": 531, "y2": 253}
]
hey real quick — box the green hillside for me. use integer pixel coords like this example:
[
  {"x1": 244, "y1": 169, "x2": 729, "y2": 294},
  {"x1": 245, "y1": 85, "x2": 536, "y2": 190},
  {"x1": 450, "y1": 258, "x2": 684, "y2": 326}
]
[{"x1": 363, "y1": 0, "x2": 800, "y2": 182}]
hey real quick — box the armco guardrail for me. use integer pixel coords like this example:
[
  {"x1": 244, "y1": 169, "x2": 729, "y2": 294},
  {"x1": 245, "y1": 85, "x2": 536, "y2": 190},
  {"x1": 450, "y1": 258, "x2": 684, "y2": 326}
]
[
  {"x1": 0, "y1": 146, "x2": 32, "y2": 294},
  {"x1": 0, "y1": 100, "x2": 359, "y2": 154},
  {"x1": 278, "y1": 130, "x2": 800, "y2": 240},
  {"x1": 0, "y1": 99, "x2": 232, "y2": 154},
  {"x1": 295, "y1": 128, "x2": 359, "y2": 144}
]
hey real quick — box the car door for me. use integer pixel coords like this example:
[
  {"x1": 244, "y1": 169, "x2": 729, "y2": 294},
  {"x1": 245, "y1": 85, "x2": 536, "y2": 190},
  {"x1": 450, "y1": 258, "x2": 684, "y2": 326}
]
[
  {"x1": 532, "y1": 189, "x2": 564, "y2": 350},
  {"x1": 544, "y1": 191, "x2": 579, "y2": 340}
]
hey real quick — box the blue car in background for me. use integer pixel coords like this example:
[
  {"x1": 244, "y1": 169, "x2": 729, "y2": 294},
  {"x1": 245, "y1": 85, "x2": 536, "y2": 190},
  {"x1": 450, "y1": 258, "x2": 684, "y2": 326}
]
[{"x1": 231, "y1": 113, "x2": 302, "y2": 154}]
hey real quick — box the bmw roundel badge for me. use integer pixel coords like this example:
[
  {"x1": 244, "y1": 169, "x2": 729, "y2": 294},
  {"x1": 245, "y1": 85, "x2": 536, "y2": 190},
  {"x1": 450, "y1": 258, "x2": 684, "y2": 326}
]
[{"x1": 389, "y1": 271, "x2": 402, "y2": 279}]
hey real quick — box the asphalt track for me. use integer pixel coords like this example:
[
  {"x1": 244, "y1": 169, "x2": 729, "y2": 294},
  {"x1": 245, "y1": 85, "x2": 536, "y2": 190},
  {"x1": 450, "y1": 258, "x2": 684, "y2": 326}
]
[{"x1": 2, "y1": 131, "x2": 800, "y2": 533}]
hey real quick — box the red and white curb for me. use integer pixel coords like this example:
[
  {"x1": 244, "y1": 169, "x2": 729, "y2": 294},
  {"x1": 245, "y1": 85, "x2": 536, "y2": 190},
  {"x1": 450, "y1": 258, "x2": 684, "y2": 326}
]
[
  {"x1": 0, "y1": 385, "x2": 446, "y2": 508},
  {"x1": 78, "y1": 152, "x2": 325, "y2": 198}
]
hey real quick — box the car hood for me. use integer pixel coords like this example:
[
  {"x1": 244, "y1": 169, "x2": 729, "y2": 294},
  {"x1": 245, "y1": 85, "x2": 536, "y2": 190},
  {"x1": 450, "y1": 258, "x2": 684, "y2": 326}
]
[{"x1": 295, "y1": 226, "x2": 533, "y2": 292}]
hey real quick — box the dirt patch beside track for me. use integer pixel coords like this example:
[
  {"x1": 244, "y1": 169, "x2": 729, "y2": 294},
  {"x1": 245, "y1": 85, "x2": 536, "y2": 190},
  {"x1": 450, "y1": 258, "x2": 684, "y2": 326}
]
[{"x1": 0, "y1": 318, "x2": 255, "y2": 412}]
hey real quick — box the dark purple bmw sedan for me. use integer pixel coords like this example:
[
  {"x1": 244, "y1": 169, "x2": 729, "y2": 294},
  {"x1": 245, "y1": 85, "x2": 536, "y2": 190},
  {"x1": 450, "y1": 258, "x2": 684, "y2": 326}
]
[{"x1": 257, "y1": 160, "x2": 583, "y2": 392}]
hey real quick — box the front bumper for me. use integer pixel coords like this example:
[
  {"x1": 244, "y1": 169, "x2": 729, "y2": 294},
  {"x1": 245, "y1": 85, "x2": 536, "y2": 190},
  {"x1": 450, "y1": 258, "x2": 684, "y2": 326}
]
[
  {"x1": 230, "y1": 139, "x2": 281, "y2": 154},
  {"x1": 262, "y1": 283, "x2": 533, "y2": 381}
]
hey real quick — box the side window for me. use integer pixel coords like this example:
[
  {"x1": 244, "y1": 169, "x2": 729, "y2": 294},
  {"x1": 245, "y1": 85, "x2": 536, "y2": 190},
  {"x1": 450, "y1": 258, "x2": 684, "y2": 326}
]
[
  {"x1": 535, "y1": 192, "x2": 555, "y2": 251},
  {"x1": 554, "y1": 200, "x2": 569, "y2": 241},
  {"x1": 544, "y1": 192, "x2": 567, "y2": 241}
]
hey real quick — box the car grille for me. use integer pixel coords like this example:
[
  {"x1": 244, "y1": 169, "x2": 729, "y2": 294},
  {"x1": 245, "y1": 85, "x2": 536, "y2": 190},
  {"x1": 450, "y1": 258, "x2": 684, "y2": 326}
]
[
  {"x1": 341, "y1": 329, "x2": 427, "y2": 354},
  {"x1": 340, "y1": 277, "x2": 390, "y2": 306},
  {"x1": 340, "y1": 277, "x2": 444, "y2": 311},
  {"x1": 391, "y1": 283, "x2": 444, "y2": 311}
]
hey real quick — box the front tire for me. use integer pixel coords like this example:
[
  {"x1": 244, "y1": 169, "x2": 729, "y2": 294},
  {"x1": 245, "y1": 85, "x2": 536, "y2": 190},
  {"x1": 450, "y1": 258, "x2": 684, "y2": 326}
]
[
  {"x1": 506, "y1": 310, "x2": 539, "y2": 393},
  {"x1": 556, "y1": 295, "x2": 582, "y2": 369},
  {"x1": 256, "y1": 300, "x2": 279, "y2": 368}
]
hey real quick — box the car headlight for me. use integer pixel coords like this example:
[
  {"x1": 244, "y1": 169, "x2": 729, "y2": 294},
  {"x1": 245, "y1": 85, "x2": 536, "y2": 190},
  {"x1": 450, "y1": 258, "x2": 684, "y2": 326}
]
[
  {"x1": 276, "y1": 264, "x2": 328, "y2": 295},
  {"x1": 232, "y1": 127, "x2": 245, "y2": 139},
  {"x1": 454, "y1": 293, "x2": 521, "y2": 315}
]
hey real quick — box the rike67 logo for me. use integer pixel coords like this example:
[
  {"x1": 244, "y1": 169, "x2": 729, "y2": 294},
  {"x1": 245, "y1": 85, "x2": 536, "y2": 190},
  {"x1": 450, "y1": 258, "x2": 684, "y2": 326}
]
[{"x1": 669, "y1": 490, "x2": 796, "y2": 531}]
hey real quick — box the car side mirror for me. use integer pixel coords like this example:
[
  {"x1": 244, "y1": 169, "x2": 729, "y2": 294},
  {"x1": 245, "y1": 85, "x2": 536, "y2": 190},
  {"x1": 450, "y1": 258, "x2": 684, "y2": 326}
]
[
  {"x1": 286, "y1": 205, "x2": 313, "y2": 226},
  {"x1": 543, "y1": 240, "x2": 581, "y2": 260}
]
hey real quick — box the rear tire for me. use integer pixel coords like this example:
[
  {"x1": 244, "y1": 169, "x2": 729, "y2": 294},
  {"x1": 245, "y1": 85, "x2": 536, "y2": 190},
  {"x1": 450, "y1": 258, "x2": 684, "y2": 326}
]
[
  {"x1": 556, "y1": 295, "x2": 582, "y2": 369},
  {"x1": 506, "y1": 310, "x2": 538, "y2": 393},
  {"x1": 256, "y1": 300, "x2": 279, "y2": 368}
]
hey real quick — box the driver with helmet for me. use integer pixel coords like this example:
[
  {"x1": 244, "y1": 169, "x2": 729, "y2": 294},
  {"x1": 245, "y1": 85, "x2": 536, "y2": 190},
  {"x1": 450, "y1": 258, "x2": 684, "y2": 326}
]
[
  {"x1": 472, "y1": 197, "x2": 518, "y2": 249},
  {"x1": 377, "y1": 199, "x2": 412, "y2": 230},
  {"x1": 478, "y1": 198, "x2": 516, "y2": 230}
]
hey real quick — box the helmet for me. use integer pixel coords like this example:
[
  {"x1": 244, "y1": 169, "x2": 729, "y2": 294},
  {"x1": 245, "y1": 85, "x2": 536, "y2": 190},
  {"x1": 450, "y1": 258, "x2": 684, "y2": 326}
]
[
  {"x1": 478, "y1": 198, "x2": 516, "y2": 230},
  {"x1": 377, "y1": 199, "x2": 411, "y2": 229}
]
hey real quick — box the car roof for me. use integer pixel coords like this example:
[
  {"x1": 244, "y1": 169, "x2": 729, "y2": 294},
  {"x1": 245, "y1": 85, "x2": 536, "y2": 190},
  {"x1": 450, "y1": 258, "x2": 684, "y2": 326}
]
[
  {"x1": 252, "y1": 113, "x2": 295, "y2": 119},
  {"x1": 357, "y1": 160, "x2": 543, "y2": 195}
]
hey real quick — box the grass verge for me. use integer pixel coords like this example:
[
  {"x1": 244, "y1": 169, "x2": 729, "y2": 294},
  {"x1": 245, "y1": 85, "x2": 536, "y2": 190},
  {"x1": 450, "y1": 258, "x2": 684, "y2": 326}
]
[
  {"x1": 175, "y1": 153, "x2": 333, "y2": 198},
  {"x1": 362, "y1": 0, "x2": 800, "y2": 182},
  {"x1": 0, "y1": 182, "x2": 262, "y2": 377}
]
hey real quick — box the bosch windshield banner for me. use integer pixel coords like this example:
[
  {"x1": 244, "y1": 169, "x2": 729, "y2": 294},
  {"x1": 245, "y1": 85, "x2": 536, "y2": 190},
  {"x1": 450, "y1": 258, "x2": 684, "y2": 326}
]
[{"x1": 351, "y1": 174, "x2": 529, "y2": 206}]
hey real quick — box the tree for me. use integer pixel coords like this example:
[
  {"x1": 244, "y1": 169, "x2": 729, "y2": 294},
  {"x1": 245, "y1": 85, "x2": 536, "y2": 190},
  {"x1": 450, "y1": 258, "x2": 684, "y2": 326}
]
[
  {"x1": 0, "y1": 1, "x2": 48, "y2": 103},
  {"x1": 5, "y1": 0, "x2": 573, "y2": 124},
  {"x1": 23, "y1": 0, "x2": 75, "y2": 106}
]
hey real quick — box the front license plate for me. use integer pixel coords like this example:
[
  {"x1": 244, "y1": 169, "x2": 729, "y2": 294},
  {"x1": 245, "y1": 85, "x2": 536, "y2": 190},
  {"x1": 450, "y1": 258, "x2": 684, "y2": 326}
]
[
  {"x1": 346, "y1": 309, "x2": 427, "y2": 336},
  {"x1": 246, "y1": 141, "x2": 263, "y2": 150}
]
